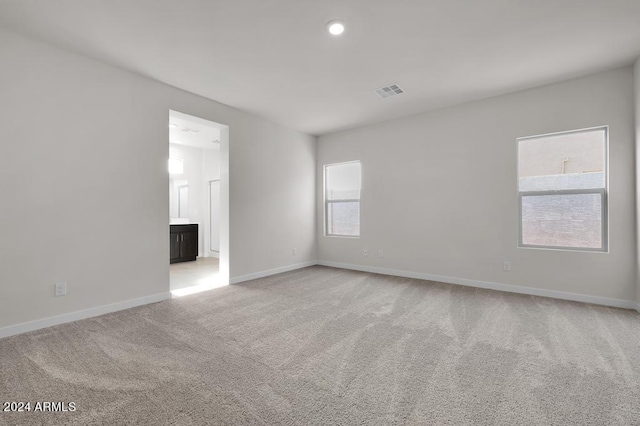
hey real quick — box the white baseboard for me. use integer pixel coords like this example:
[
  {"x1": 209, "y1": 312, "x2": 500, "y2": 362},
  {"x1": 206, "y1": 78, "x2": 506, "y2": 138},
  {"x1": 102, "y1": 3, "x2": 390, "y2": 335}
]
[
  {"x1": 318, "y1": 260, "x2": 638, "y2": 311},
  {"x1": 230, "y1": 260, "x2": 318, "y2": 284},
  {"x1": 198, "y1": 253, "x2": 219, "y2": 259},
  {"x1": 0, "y1": 292, "x2": 171, "y2": 340},
  {"x1": 3, "y1": 262, "x2": 634, "y2": 340}
]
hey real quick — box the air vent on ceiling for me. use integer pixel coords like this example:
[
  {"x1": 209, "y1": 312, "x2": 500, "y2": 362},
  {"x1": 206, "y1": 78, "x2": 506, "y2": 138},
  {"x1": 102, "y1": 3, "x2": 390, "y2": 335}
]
[
  {"x1": 181, "y1": 127, "x2": 200, "y2": 134},
  {"x1": 374, "y1": 83, "x2": 404, "y2": 99}
]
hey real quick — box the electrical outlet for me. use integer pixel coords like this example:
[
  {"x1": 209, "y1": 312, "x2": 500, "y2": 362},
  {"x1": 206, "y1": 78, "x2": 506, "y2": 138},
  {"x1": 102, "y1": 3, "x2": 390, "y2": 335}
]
[
  {"x1": 363, "y1": 248, "x2": 368, "y2": 256},
  {"x1": 378, "y1": 249, "x2": 384, "y2": 258},
  {"x1": 503, "y1": 261, "x2": 511, "y2": 272},
  {"x1": 292, "y1": 248, "x2": 297, "y2": 256},
  {"x1": 54, "y1": 282, "x2": 67, "y2": 297}
]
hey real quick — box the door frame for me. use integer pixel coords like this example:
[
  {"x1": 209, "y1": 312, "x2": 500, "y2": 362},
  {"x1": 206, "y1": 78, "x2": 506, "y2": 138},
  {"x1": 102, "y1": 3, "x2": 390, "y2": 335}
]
[
  {"x1": 208, "y1": 179, "x2": 221, "y2": 257},
  {"x1": 168, "y1": 110, "x2": 229, "y2": 286}
]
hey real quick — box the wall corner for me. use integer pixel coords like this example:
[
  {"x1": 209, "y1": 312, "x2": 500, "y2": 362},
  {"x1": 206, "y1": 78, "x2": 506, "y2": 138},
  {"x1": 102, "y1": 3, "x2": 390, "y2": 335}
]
[{"x1": 634, "y1": 57, "x2": 640, "y2": 305}]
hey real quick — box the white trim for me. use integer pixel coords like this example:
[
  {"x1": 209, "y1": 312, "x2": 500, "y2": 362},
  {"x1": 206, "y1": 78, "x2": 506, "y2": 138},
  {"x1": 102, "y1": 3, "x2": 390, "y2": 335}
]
[
  {"x1": 230, "y1": 261, "x2": 318, "y2": 284},
  {"x1": 0, "y1": 292, "x2": 171, "y2": 340},
  {"x1": 517, "y1": 125, "x2": 610, "y2": 142},
  {"x1": 317, "y1": 260, "x2": 638, "y2": 310}
]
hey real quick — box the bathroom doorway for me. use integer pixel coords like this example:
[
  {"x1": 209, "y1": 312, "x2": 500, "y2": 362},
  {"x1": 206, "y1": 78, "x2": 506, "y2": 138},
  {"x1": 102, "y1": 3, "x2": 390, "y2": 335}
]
[{"x1": 168, "y1": 110, "x2": 229, "y2": 296}]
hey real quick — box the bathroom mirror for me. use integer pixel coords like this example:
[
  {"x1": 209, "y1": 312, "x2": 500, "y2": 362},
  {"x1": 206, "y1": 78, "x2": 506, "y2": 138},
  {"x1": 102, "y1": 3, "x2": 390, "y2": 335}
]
[{"x1": 170, "y1": 179, "x2": 189, "y2": 221}]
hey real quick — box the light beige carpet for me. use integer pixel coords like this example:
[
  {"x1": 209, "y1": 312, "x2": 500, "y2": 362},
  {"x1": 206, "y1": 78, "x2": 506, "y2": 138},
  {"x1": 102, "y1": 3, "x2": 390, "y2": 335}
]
[{"x1": 1, "y1": 266, "x2": 639, "y2": 425}]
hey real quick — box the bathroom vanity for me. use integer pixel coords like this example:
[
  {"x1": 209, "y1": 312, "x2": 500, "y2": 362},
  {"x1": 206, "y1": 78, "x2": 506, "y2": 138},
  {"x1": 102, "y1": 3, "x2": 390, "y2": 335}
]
[{"x1": 170, "y1": 224, "x2": 198, "y2": 263}]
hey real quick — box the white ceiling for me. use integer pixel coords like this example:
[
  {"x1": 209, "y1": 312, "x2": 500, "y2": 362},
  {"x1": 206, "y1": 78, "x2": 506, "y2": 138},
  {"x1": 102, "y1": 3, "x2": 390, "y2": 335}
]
[
  {"x1": 1, "y1": 1, "x2": 640, "y2": 136},
  {"x1": 170, "y1": 110, "x2": 221, "y2": 150}
]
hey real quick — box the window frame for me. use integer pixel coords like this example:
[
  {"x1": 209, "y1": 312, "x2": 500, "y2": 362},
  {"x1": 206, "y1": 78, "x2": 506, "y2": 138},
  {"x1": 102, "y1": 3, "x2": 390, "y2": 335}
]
[
  {"x1": 324, "y1": 160, "x2": 361, "y2": 238},
  {"x1": 516, "y1": 126, "x2": 609, "y2": 253}
]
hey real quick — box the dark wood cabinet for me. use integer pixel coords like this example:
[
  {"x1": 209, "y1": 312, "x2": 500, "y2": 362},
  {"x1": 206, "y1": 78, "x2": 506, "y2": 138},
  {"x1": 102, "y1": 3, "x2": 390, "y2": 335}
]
[
  {"x1": 170, "y1": 232, "x2": 180, "y2": 260},
  {"x1": 170, "y1": 224, "x2": 198, "y2": 263}
]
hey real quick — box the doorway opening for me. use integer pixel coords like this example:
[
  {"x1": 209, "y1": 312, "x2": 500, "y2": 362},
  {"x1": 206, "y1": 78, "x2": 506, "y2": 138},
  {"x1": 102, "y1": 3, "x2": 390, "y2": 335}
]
[{"x1": 168, "y1": 110, "x2": 229, "y2": 296}]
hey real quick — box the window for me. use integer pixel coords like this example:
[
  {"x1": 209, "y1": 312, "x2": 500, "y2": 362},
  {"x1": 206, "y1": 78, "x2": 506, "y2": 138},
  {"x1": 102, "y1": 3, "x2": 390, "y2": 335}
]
[
  {"x1": 325, "y1": 161, "x2": 361, "y2": 237},
  {"x1": 517, "y1": 127, "x2": 607, "y2": 251},
  {"x1": 168, "y1": 158, "x2": 184, "y2": 175}
]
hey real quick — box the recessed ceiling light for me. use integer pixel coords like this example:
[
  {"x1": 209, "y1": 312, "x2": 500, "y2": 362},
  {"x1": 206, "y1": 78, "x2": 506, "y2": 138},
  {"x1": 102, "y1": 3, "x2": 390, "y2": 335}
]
[
  {"x1": 169, "y1": 123, "x2": 178, "y2": 129},
  {"x1": 326, "y1": 20, "x2": 345, "y2": 36}
]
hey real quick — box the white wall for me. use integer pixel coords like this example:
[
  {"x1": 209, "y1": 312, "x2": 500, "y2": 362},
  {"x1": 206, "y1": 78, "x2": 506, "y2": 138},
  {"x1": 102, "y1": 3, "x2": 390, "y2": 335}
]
[
  {"x1": 169, "y1": 143, "x2": 207, "y2": 255},
  {"x1": 318, "y1": 67, "x2": 636, "y2": 303},
  {"x1": 0, "y1": 28, "x2": 316, "y2": 330}
]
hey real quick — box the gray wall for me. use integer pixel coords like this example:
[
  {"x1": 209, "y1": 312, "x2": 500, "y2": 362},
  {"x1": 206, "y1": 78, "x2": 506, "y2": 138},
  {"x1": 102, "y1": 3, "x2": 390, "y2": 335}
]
[
  {"x1": 0, "y1": 28, "x2": 316, "y2": 328},
  {"x1": 636, "y1": 58, "x2": 640, "y2": 305},
  {"x1": 317, "y1": 67, "x2": 636, "y2": 303}
]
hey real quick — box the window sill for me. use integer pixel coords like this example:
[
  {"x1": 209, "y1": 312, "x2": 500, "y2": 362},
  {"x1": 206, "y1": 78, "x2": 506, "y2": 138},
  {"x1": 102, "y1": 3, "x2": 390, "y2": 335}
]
[{"x1": 518, "y1": 245, "x2": 608, "y2": 254}]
